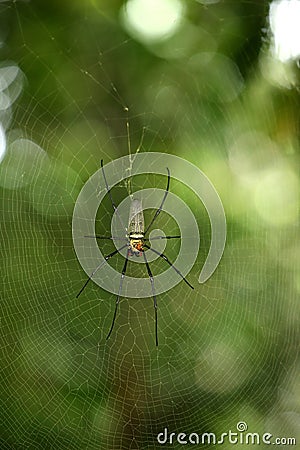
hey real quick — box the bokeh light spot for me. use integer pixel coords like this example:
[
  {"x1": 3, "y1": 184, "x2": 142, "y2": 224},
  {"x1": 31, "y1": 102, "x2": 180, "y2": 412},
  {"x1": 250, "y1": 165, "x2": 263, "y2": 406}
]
[
  {"x1": 254, "y1": 169, "x2": 299, "y2": 226},
  {"x1": 121, "y1": 0, "x2": 184, "y2": 43},
  {"x1": 0, "y1": 123, "x2": 6, "y2": 163},
  {"x1": 0, "y1": 138, "x2": 49, "y2": 189},
  {"x1": 269, "y1": 0, "x2": 300, "y2": 62},
  {"x1": 0, "y1": 65, "x2": 19, "y2": 91}
]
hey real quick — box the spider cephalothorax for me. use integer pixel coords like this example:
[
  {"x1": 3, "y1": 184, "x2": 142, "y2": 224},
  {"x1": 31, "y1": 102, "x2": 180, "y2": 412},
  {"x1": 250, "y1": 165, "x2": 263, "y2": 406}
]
[
  {"x1": 77, "y1": 160, "x2": 194, "y2": 346},
  {"x1": 129, "y1": 232, "x2": 144, "y2": 256}
]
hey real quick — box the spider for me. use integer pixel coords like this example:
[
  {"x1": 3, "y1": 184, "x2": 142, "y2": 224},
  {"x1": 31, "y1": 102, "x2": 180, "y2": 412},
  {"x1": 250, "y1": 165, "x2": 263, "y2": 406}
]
[{"x1": 76, "y1": 160, "x2": 194, "y2": 346}]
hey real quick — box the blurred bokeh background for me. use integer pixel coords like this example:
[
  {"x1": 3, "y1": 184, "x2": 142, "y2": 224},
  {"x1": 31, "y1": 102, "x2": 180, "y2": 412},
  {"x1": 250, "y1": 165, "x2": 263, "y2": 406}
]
[{"x1": 0, "y1": 0, "x2": 299, "y2": 448}]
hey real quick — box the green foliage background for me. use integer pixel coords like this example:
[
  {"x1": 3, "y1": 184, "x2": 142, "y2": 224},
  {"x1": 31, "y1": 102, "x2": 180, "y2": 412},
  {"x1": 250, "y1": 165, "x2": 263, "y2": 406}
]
[{"x1": 0, "y1": 0, "x2": 299, "y2": 449}]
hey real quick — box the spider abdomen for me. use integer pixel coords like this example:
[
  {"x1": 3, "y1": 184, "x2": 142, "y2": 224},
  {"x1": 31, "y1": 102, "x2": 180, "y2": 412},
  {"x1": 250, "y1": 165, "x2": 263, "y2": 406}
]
[{"x1": 128, "y1": 199, "x2": 144, "y2": 235}]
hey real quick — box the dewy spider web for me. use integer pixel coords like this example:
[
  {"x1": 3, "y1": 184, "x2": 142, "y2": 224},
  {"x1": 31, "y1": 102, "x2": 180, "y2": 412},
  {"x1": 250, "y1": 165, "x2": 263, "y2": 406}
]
[{"x1": 0, "y1": 1, "x2": 299, "y2": 449}]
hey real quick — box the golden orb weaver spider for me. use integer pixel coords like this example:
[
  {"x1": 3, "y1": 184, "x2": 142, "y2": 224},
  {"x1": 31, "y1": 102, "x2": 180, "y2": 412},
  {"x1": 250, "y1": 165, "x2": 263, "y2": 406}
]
[{"x1": 76, "y1": 160, "x2": 194, "y2": 346}]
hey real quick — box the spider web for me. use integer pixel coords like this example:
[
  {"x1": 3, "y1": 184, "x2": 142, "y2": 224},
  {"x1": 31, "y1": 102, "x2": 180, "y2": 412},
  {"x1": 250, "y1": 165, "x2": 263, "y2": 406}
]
[{"x1": 1, "y1": 1, "x2": 299, "y2": 449}]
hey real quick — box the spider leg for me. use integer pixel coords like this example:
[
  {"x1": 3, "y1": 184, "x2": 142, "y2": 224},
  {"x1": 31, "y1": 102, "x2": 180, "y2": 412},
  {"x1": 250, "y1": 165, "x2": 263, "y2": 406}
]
[
  {"x1": 101, "y1": 159, "x2": 128, "y2": 235},
  {"x1": 76, "y1": 243, "x2": 128, "y2": 298},
  {"x1": 144, "y1": 244, "x2": 194, "y2": 290},
  {"x1": 143, "y1": 251, "x2": 158, "y2": 347},
  {"x1": 144, "y1": 167, "x2": 170, "y2": 235},
  {"x1": 84, "y1": 235, "x2": 127, "y2": 241},
  {"x1": 144, "y1": 235, "x2": 180, "y2": 241},
  {"x1": 106, "y1": 249, "x2": 129, "y2": 340}
]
